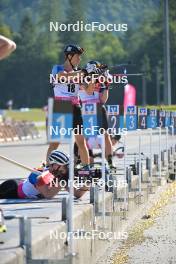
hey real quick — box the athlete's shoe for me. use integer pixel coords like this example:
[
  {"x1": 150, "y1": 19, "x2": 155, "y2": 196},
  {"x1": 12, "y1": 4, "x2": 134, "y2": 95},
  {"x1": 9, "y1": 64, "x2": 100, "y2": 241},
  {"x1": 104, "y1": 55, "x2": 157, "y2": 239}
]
[
  {"x1": 0, "y1": 209, "x2": 7, "y2": 233},
  {"x1": 107, "y1": 158, "x2": 116, "y2": 171},
  {"x1": 109, "y1": 164, "x2": 116, "y2": 171},
  {"x1": 107, "y1": 154, "x2": 116, "y2": 171},
  {"x1": 77, "y1": 164, "x2": 91, "y2": 170}
]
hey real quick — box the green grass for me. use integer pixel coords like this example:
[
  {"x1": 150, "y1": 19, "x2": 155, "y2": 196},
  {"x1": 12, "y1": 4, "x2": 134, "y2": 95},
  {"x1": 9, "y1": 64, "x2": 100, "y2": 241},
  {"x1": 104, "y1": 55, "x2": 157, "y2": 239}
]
[
  {"x1": 4, "y1": 105, "x2": 176, "y2": 123},
  {"x1": 146, "y1": 105, "x2": 176, "y2": 111},
  {"x1": 5, "y1": 108, "x2": 45, "y2": 122}
]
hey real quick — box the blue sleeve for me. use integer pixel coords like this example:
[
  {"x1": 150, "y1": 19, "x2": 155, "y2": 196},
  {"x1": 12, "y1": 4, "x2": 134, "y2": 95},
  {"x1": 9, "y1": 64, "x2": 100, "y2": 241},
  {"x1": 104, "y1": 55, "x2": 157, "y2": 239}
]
[
  {"x1": 28, "y1": 171, "x2": 41, "y2": 185},
  {"x1": 52, "y1": 65, "x2": 64, "y2": 75}
]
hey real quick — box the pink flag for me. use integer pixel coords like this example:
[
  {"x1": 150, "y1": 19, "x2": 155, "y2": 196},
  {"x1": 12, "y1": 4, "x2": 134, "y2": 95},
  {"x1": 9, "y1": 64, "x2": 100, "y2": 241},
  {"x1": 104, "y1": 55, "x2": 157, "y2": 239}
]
[{"x1": 123, "y1": 84, "x2": 136, "y2": 112}]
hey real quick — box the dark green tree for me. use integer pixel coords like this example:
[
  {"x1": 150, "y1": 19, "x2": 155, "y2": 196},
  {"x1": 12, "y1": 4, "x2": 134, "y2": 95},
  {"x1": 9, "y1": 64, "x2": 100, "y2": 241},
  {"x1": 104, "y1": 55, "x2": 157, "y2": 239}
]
[{"x1": 60, "y1": 0, "x2": 86, "y2": 54}]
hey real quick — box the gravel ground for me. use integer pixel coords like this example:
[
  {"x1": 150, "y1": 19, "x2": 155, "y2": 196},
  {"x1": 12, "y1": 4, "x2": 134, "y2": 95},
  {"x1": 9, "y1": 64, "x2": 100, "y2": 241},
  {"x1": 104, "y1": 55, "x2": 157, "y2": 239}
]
[
  {"x1": 127, "y1": 196, "x2": 176, "y2": 264},
  {"x1": 96, "y1": 183, "x2": 176, "y2": 264}
]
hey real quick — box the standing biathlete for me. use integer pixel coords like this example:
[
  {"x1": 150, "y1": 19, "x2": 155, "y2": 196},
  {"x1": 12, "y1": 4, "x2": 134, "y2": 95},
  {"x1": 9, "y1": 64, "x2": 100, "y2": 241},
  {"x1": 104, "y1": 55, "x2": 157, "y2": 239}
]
[
  {"x1": 46, "y1": 45, "x2": 102, "y2": 168},
  {"x1": 78, "y1": 61, "x2": 114, "y2": 169}
]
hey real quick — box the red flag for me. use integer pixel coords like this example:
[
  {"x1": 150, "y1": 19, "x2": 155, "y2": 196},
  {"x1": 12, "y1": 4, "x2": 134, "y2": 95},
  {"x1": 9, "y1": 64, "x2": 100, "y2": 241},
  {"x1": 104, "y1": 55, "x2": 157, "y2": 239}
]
[{"x1": 124, "y1": 84, "x2": 136, "y2": 111}]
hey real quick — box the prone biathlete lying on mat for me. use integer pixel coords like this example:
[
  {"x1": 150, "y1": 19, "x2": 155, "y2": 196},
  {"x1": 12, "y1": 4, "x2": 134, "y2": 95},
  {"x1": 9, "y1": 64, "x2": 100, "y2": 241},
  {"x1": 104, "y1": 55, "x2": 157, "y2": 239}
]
[{"x1": 0, "y1": 150, "x2": 89, "y2": 199}]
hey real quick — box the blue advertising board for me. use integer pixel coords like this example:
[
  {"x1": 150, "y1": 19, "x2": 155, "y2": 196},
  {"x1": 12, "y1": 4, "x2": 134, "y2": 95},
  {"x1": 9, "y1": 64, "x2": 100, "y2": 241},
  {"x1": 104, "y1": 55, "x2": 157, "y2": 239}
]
[
  {"x1": 138, "y1": 107, "x2": 147, "y2": 129},
  {"x1": 47, "y1": 99, "x2": 73, "y2": 143},
  {"x1": 147, "y1": 109, "x2": 157, "y2": 128},
  {"x1": 126, "y1": 106, "x2": 138, "y2": 130},
  {"x1": 82, "y1": 102, "x2": 98, "y2": 137}
]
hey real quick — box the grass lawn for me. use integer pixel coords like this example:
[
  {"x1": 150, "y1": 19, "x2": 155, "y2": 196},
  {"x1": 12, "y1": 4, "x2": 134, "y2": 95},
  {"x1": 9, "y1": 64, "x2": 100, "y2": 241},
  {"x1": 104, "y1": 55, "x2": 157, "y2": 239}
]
[
  {"x1": 147, "y1": 105, "x2": 176, "y2": 111},
  {"x1": 5, "y1": 108, "x2": 45, "y2": 122},
  {"x1": 4, "y1": 105, "x2": 176, "y2": 123}
]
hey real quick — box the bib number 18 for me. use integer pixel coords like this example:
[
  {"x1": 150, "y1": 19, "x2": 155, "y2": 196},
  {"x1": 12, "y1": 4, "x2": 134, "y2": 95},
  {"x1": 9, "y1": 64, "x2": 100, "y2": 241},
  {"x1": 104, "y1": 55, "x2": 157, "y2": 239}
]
[{"x1": 68, "y1": 84, "x2": 75, "y2": 93}]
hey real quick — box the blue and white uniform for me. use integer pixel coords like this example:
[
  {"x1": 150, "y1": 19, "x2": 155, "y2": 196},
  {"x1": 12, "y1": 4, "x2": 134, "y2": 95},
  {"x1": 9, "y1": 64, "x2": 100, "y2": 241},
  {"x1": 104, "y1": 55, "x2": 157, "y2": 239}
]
[{"x1": 52, "y1": 65, "x2": 80, "y2": 105}]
